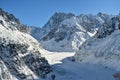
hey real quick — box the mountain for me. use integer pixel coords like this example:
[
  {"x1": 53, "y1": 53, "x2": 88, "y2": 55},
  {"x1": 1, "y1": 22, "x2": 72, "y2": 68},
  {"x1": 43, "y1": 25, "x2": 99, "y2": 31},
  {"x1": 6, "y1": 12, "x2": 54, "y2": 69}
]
[
  {"x1": 74, "y1": 14, "x2": 120, "y2": 70},
  {"x1": 29, "y1": 26, "x2": 42, "y2": 40},
  {"x1": 30, "y1": 12, "x2": 75, "y2": 39},
  {"x1": 0, "y1": 8, "x2": 54, "y2": 80},
  {"x1": 30, "y1": 12, "x2": 113, "y2": 52}
]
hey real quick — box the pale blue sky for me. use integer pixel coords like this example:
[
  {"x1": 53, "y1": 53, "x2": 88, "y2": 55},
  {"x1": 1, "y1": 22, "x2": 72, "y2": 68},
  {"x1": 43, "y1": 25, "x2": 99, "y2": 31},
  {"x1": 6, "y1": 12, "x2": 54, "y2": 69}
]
[{"x1": 0, "y1": 0, "x2": 120, "y2": 27}]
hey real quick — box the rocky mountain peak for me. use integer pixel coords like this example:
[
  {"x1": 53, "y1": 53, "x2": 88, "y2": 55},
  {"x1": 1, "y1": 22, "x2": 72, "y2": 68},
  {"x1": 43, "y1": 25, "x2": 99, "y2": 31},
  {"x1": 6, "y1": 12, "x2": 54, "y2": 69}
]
[
  {"x1": 0, "y1": 9, "x2": 54, "y2": 80},
  {"x1": 96, "y1": 15, "x2": 120, "y2": 38},
  {"x1": 43, "y1": 12, "x2": 75, "y2": 32},
  {"x1": 0, "y1": 8, "x2": 20, "y2": 24},
  {"x1": 0, "y1": 8, "x2": 29, "y2": 33}
]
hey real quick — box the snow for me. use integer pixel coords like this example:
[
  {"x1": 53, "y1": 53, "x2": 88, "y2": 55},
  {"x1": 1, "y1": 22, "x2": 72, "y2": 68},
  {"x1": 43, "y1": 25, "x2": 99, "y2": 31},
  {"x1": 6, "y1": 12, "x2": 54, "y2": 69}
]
[
  {"x1": 1, "y1": 9, "x2": 119, "y2": 80},
  {"x1": 97, "y1": 16, "x2": 105, "y2": 24},
  {"x1": 75, "y1": 30, "x2": 120, "y2": 71},
  {"x1": 40, "y1": 38, "x2": 74, "y2": 52},
  {"x1": 87, "y1": 28, "x2": 98, "y2": 37},
  {"x1": 0, "y1": 13, "x2": 53, "y2": 79},
  {"x1": 41, "y1": 49, "x2": 116, "y2": 80},
  {"x1": 0, "y1": 24, "x2": 40, "y2": 79},
  {"x1": 61, "y1": 17, "x2": 86, "y2": 32},
  {"x1": 0, "y1": 23, "x2": 40, "y2": 50},
  {"x1": 40, "y1": 31, "x2": 89, "y2": 52},
  {"x1": 72, "y1": 32, "x2": 89, "y2": 51},
  {"x1": 38, "y1": 13, "x2": 106, "y2": 52}
]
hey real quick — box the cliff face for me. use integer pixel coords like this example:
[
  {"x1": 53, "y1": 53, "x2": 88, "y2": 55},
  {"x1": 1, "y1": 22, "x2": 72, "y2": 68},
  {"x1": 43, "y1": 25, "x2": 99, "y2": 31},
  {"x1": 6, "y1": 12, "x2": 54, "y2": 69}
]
[{"x1": 0, "y1": 8, "x2": 54, "y2": 80}]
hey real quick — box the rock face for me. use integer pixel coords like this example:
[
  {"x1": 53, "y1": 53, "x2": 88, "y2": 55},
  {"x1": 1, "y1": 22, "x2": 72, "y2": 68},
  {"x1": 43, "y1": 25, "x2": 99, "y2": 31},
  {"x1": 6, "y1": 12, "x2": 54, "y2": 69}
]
[
  {"x1": 0, "y1": 8, "x2": 29, "y2": 33},
  {"x1": 29, "y1": 26, "x2": 41, "y2": 40},
  {"x1": 0, "y1": 8, "x2": 54, "y2": 80},
  {"x1": 30, "y1": 12, "x2": 113, "y2": 52},
  {"x1": 40, "y1": 12, "x2": 75, "y2": 37},
  {"x1": 74, "y1": 14, "x2": 120, "y2": 70}
]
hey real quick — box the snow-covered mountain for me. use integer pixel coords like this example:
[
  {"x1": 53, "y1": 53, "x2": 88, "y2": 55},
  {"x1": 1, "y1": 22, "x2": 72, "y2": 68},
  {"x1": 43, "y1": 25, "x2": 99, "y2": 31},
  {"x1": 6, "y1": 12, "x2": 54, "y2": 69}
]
[
  {"x1": 0, "y1": 8, "x2": 54, "y2": 80},
  {"x1": 31, "y1": 12, "x2": 113, "y2": 52},
  {"x1": 74, "y1": 14, "x2": 120, "y2": 70},
  {"x1": 29, "y1": 26, "x2": 42, "y2": 40}
]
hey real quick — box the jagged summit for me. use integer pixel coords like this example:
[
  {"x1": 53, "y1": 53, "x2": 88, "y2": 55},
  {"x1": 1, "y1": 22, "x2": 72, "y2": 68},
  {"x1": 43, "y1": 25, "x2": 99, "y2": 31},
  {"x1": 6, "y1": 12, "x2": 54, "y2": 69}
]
[
  {"x1": 42, "y1": 12, "x2": 75, "y2": 34},
  {"x1": 30, "y1": 12, "x2": 115, "y2": 52},
  {"x1": 0, "y1": 8, "x2": 29, "y2": 33},
  {"x1": 1, "y1": 7, "x2": 120, "y2": 80},
  {"x1": 44, "y1": 12, "x2": 75, "y2": 29},
  {"x1": 0, "y1": 8, "x2": 20, "y2": 23},
  {"x1": 74, "y1": 13, "x2": 120, "y2": 70}
]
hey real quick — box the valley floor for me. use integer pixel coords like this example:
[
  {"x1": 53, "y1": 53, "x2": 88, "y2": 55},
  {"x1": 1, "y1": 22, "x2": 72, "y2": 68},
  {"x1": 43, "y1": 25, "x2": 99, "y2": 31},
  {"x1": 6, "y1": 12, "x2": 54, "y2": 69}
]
[{"x1": 41, "y1": 50, "x2": 116, "y2": 80}]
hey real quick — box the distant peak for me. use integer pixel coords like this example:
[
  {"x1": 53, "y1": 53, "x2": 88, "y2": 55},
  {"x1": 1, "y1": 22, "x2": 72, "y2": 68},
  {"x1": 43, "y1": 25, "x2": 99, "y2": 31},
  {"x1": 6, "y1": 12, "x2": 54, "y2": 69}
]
[
  {"x1": 0, "y1": 8, "x2": 3, "y2": 11},
  {"x1": 53, "y1": 12, "x2": 75, "y2": 17},
  {"x1": 97, "y1": 12, "x2": 109, "y2": 16},
  {"x1": 97, "y1": 12, "x2": 104, "y2": 16}
]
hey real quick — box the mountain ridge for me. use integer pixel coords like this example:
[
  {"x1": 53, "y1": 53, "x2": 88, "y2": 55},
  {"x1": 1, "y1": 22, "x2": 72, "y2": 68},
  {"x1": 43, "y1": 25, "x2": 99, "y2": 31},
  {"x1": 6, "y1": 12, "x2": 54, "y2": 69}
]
[
  {"x1": 0, "y1": 8, "x2": 54, "y2": 80},
  {"x1": 30, "y1": 12, "x2": 115, "y2": 52},
  {"x1": 74, "y1": 14, "x2": 120, "y2": 70}
]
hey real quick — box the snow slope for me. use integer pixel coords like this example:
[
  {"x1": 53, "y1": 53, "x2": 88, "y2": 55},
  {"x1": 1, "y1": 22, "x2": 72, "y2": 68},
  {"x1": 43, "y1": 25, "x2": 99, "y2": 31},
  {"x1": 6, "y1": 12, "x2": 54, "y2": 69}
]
[
  {"x1": 75, "y1": 30, "x2": 120, "y2": 70},
  {"x1": 75, "y1": 14, "x2": 120, "y2": 71},
  {"x1": 0, "y1": 8, "x2": 53, "y2": 80},
  {"x1": 41, "y1": 49, "x2": 116, "y2": 80}
]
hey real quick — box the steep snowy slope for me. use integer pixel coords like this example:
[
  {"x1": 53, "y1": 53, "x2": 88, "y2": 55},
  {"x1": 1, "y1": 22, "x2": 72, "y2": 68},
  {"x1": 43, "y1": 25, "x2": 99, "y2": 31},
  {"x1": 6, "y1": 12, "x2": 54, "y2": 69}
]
[
  {"x1": 33, "y1": 12, "x2": 112, "y2": 52},
  {"x1": 0, "y1": 8, "x2": 54, "y2": 80},
  {"x1": 75, "y1": 15, "x2": 120, "y2": 70}
]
